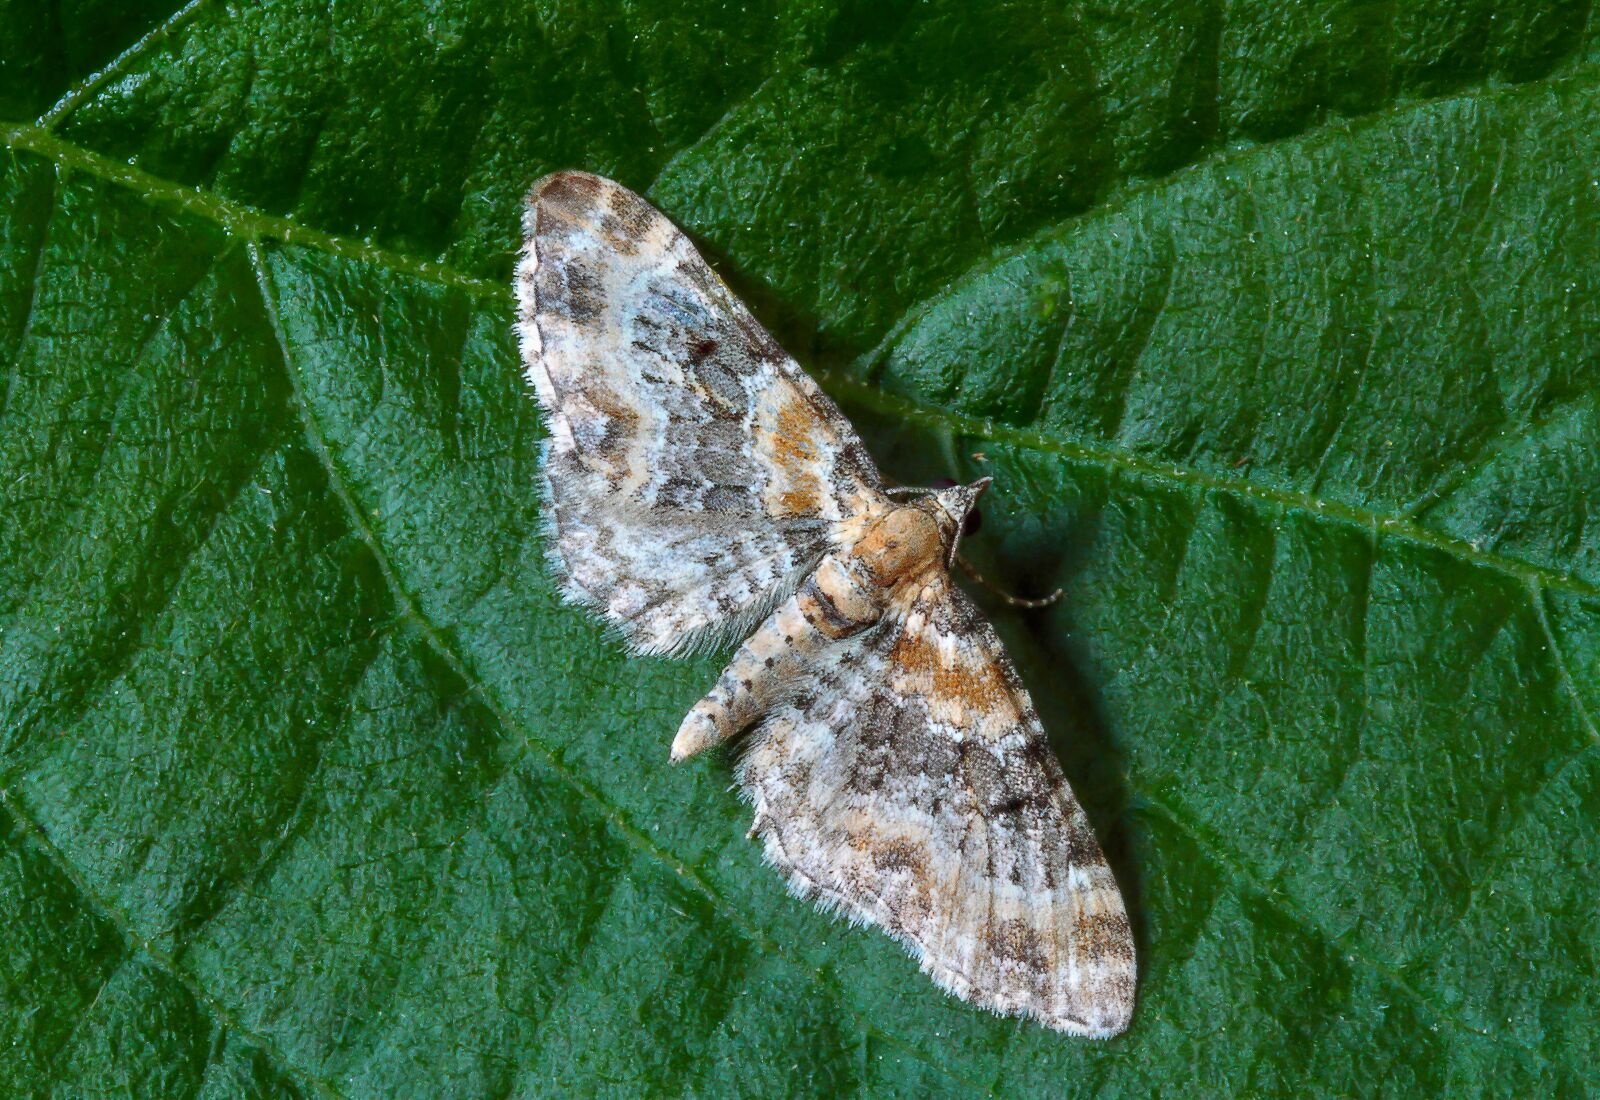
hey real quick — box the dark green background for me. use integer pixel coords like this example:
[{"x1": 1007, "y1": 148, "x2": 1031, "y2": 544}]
[{"x1": 2, "y1": 2, "x2": 1597, "y2": 1096}]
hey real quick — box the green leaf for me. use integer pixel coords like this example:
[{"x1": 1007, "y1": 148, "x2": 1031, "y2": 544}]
[{"x1": 3, "y1": 2, "x2": 1598, "y2": 1095}]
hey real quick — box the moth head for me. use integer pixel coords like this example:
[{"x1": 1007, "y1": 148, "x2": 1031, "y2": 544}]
[{"x1": 927, "y1": 477, "x2": 991, "y2": 567}]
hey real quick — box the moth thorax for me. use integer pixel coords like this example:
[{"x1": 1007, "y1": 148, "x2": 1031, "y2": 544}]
[{"x1": 854, "y1": 506, "x2": 945, "y2": 587}]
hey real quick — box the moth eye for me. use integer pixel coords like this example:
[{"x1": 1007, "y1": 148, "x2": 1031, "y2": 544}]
[{"x1": 931, "y1": 477, "x2": 983, "y2": 537}]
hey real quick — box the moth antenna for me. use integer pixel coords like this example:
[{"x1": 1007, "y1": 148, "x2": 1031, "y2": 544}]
[{"x1": 955, "y1": 554, "x2": 1064, "y2": 610}]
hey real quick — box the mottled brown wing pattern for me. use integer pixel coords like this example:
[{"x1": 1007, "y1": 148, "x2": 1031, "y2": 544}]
[
  {"x1": 517, "y1": 171, "x2": 1135, "y2": 1037},
  {"x1": 516, "y1": 172, "x2": 886, "y2": 654},
  {"x1": 736, "y1": 576, "x2": 1136, "y2": 1037}
]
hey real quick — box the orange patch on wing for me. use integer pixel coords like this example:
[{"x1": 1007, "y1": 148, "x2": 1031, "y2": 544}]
[
  {"x1": 889, "y1": 624, "x2": 1015, "y2": 719},
  {"x1": 760, "y1": 387, "x2": 826, "y2": 516},
  {"x1": 769, "y1": 392, "x2": 820, "y2": 465},
  {"x1": 776, "y1": 486, "x2": 821, "y2": 514}
]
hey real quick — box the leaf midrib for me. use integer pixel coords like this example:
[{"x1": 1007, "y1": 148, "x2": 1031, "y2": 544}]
[
  {"x1": 814, "y1": 372, "x2": 1600, "y2": 602},
  {"x1": 5, "y1": 115, "x2": 1592, "y2": 604}
]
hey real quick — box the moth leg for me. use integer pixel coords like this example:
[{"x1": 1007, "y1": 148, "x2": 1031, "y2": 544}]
[{"x1": 671, "y1": 556, "x2": 880, "y2": 762}]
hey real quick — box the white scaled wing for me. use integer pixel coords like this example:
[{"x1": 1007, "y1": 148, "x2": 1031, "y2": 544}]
[
  {"x1": 737, "y1": 575, "x2": 1136, "y2": 1037},
  {"x1": 517, "y1": 172, "x2": 887, "y2": 655}
]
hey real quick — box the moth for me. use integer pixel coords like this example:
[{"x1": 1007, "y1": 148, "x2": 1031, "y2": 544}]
[{"x1": 515, "y1": 172, "x2": 1135, "y2": 1037}]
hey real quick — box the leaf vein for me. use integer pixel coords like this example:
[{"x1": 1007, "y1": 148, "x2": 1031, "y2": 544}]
[
  {"x1": 38, "y1": 0, "x2": 220, "y2": 129},
  {"x1": 0, "y1": 792, "x2": 346, "y2": 1100},
  {"x1": 1534, "y1": 586, "x2": 1600, "y2": 747},
  {"x1": 1136, "y1": 791, "x2": 1557, "y2": 1069},
  {"x1": 857, "y1": 61, "x2": 1600, "y2": 390}
]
